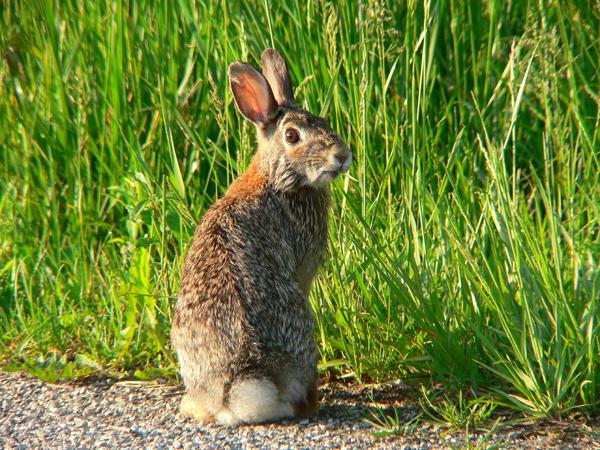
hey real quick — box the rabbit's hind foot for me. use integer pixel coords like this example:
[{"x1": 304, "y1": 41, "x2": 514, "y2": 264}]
[
  {"x1": 292, "y1": 383, "x2": 319, "y2": 419},
  {"x1": 179, "y1": 394, "x2": 214, "y2": 423}
]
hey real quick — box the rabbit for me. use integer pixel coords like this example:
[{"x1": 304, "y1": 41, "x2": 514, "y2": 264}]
[{"x1": 171, "y1": 48, "x2": 352, "y2": 426}]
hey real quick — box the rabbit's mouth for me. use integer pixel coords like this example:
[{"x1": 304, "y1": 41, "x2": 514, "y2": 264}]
[
  {"x1": 315, "y1": 169, "x2": 342, "y2": 184},
  {"x1": 322, "y1": 170, "x2": 340, "y2": 178},
  {"x1": 308, "y1": 151, "x2": 351, "y2": 186},
  {"x1": 306, "y1": 170, "x2": 336, "y2": 187},
  {"x1": 339, "y1": 151, "x2": 352, "y2": 172}
]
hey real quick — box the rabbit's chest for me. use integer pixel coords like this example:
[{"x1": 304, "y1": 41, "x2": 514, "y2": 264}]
[
  {"x1": 296, "y1": 216, "x2": 327, "y2": 269},
  {"x1": 279, "y1": 189, "x2": 330, "y2": 294}
]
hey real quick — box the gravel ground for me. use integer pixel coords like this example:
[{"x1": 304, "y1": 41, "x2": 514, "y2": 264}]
[{"x1": 1, "y1": 371, "x2": 597, "y2": 449}]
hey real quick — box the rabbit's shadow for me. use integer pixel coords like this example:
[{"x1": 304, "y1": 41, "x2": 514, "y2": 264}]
[{"x1": 279, "y1": 382, "x2": 417, "y2": 427}]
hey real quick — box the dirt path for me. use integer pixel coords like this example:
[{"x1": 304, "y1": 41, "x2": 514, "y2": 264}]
[{"x1": 0, "y1": 371, "x2": 595, "y2": 449}]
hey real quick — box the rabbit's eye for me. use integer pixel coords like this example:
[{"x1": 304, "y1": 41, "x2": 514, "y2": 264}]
[{"x1": 285, "y1": 128, "x2": 300, "y2": 144}]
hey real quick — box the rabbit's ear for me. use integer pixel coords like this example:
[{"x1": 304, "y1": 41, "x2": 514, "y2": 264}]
[
  {"x1": 229, "y1": 62, "x2": 278, "y2": 126},
  {"x1": 261, "y1": 48, "x2": 294, "y2": 106}
]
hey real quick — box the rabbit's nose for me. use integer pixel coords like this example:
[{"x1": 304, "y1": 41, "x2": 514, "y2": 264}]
[{"x1": 334, "y1": 152, "x2": 349, "y2": 166}]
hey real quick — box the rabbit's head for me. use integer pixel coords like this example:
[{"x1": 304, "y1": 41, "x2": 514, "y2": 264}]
[{"x1": 228, "y1": 48, "x2": 351, "y2": 191}]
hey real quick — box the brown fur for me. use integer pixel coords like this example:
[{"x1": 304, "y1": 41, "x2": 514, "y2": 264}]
[{"x1": 223, "y1": 158, "x2": 267, "y2": 201}]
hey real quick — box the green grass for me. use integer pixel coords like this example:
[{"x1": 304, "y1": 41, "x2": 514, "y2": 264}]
[{"x1": 1, "y1": 0, "x2": 598, "y2": 420}]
